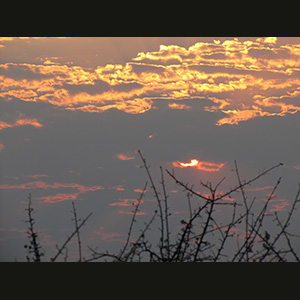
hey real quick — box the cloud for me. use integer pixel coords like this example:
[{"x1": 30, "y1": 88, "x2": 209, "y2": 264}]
[
  {"x1": 93, "y1": 226, "x2": 124, "y2": 241},
  {"x1": 24, "y1": 174, "x2": 51, "y2": 179},
  {"x1": 116, "y1": 153, "x2": 135, "y2": 161},
  {"x1": 118, "y1": 210, "x2": 147, "y2": 215},
  {"x1": 0, "y1": 178, "x2": 126, "y2": 204},
  {"x1": 0, "y1": 118, "x2": 43, "y2": 130},
  {"x1": 111, "y1": 185, "x2": 125, "y2": 191},
  {"x1": 172, "y1": 159, "x2": 225, "y2": 172},
  {"x1": 36, "y1": 192, "x2": 80, "y2": 203},
  {"x1": 109, "y1": 198, "x2": 142, "y2": 207},
  {"x1": 0, "y1": 37, "x2": 68, "y2": 47},
  {"x1": 1, "y1": 38, "x2": 300, "y2": 124},
  {"x1": 168, "y1": 102, "x2": 191, "y2": 110},
  {"x1": 0, "y1": 180, "x2": 108, "y2": 203},
  {"x1": 270, "y1": 199, "x2": 289, "y2": 212},
  {"x1": 247, "y1": 185, "x2": 274, "y2": 192},
  {"x1": 0, "y1": 180, "x2": 104, "y2": 192}
]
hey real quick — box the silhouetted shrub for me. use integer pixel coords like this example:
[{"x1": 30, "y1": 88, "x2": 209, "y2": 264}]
[{"x1": 24, "y1": 151, "x2": 300, "y2": 262}]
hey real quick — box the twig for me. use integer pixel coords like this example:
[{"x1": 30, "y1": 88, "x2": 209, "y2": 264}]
[
  {"x1": 259, "y1": 184, "x2": 300, "y2": 261},
  {"x1": 51, "y1": 211, "x2": 92, "y2": 262},
  {"x1": 119, "y1": 181, "x2": 148, "y2": 260},
  {"x1": 248, "y1": 223, "x2": 285, "y2": 262},
  {"x1": 233, "y1": 177, "x2": 281, "y2": 262},
  {"x1": 166, "y1": 169, "x2": 210, "y2": 201},
  {"x1": 71, "y1": 201, "x2": 82, "y2": 262},
  {"x1": 160, "y1": 166, "x2": 170, "y2": 260},
  {"x1": 187, "y1": 192, "x2": 192, "y2": 219},
  {"x1": 213, "y1": 202, "x2": 237, "y2": 261},
  {"x1": 215, "y1": 162, "x2": 283, "y2": 201},
  {"x1": 137, "y1": 150, "x2": 165, "y2": 259},
  {"x1": 234, "y1": 160, "x2": 250, "y2": 261},
  {"x1": 122, "y1": 211, "x2": 157, "y2": 262},
  {"x1": 193, "y1": 196, "x2": 215, "y2": 261},
  {"x1": 25, "y1": 193, "x2": 43, "y2": 262}
]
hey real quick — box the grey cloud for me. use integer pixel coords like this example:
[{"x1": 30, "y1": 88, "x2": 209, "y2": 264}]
[
  {"x1": 111, "y1": 82, "x2": 143, "y2": 93},
  {"x1": 130, "y1": 63, "x2": 166, "y2": 75},
  {"x1": 62, "y1": 80, "x2": 144, "y2": 96},
  {"x1": 247, "y1": 47, "x2": 292, "y2": 60},
  {"x1": 62, "y1": 80, "x2": 112, "y2": 95},
  {"x1": 0, "y1": 63, "x2": 53, "y2": 81}
]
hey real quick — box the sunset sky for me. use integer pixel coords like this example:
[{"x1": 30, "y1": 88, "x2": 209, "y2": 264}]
[{"x1": 1, "y1": 37, "x2": 300, "y2": 261}]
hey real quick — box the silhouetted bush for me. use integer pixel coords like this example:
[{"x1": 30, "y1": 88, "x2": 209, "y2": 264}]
[{"x1": 24, "y1": 151, "x2": 300, "y2": 262}]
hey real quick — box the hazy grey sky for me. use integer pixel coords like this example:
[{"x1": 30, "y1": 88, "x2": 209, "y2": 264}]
[{"x1": 1, "y1": 37, "x2": 300, "y2": 261}]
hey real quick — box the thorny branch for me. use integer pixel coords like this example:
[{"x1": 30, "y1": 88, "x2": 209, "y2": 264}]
[
  {"x1": 119, "y1": 181, "x2": 148, "y2": 260},
  {"x1": 25, "y1": 193, "x2": 44, "y2": 262},
  {"x1": 71, "y1": 201, "x2": 83, "y2": 262},
  {"x1": 51, "y1": 211, "x2": 92, "y2": 262}
]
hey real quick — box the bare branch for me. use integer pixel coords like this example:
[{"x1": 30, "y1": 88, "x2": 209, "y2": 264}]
[
  {"x1": 51, "y1": 211, "x2": 92, "y2": 262},
  {"x1": 166, "y1": 169, "x2": 211, "y2": 201},
  {"x1": 71, "y1": 201, "x2": 82, "y2": 262},
  {"x1": 119, "y1": 181, "x2": 148, "y2": 260},
  {"x1": 24, "y1": 193, "x2": 43, "y2": 262},
  {"x1": 137, "y1": 150, "x2": 165, "y2": 257}
]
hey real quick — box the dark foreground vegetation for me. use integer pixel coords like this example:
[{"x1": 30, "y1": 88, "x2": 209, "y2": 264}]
[{"x1": 24, "y1": 151, "x2": 300, "y2": 262}]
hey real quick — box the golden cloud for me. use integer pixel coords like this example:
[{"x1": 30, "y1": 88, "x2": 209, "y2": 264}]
[
  {"x1": 1, "y1": 38, "x2": 300, "y2": 124},
  {"x1": 168, "y1": 102, "x2": 191, "y2": 110},
  {"x1": 0, "y1": 118, "x2": 43, "y2": 130}
]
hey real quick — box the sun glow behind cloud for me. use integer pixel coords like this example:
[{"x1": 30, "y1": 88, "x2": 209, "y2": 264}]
[
  {"x1": 1, "y1": 37, "x2": 300, "y2": 125},
  {"x1": 172, "y1": 159, "x2": 225, "y2": 172}
]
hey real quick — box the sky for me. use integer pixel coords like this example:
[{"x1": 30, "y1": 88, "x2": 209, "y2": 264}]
[{"x1": 0, "y1": 37, "x2": 300, "y2": 261}]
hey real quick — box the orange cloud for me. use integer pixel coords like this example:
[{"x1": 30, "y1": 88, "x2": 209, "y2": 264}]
[
  {"x1": 36, "y1": 192, "x2": 80, "y2": 204},
  {"x1": 247, "y1": 185, "x2": 274, "y2": 192},
  {"x1": 168, "y1": 102, "x2": 191, "y2": 110},
  {"x1": 0, "y1": 180, "x2": 104, "y2": 192},
  {"x1": 216, "y1": 109, "x2": 270, "y2": 126},
  {"x1": 2, "y1": 38, "x2": 300, "y2": 124},
  {"x1": 0, "y1": 181, "x2": 52, "y2": 190},
  {"x1": 109, "y1": 198, "x2": 142, "y2": 207},
  {"x1": 0, "y1": 179, "x2": 105, "y2": 204},
  {"x1": 172, "y1": 159, "x2": 225, "y2": 172},
  {"x1": 0, "y1": 179, "x2": 126, "y2": 204},
  {"x1": 118, "y1": 210, "x2": 147, "y2": 215},
  {"x1": 100, "y1": 232, "x2": 125, "y2": 241},
  {"x1": 270, "y1": 199, "x2": 289, "y2": 212},
  {"x1": 24, "y1": 174, "x2": 51, "y2": 179},
  {"x1": 117, "y1": 153, "x2": 135, "y2": 161},
  {"x1": 93, "y1": 226, "x2": 124, "y2": 241},
  {"x1": 0, "y1": 118, "x2": 43, "y2": 130}
]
